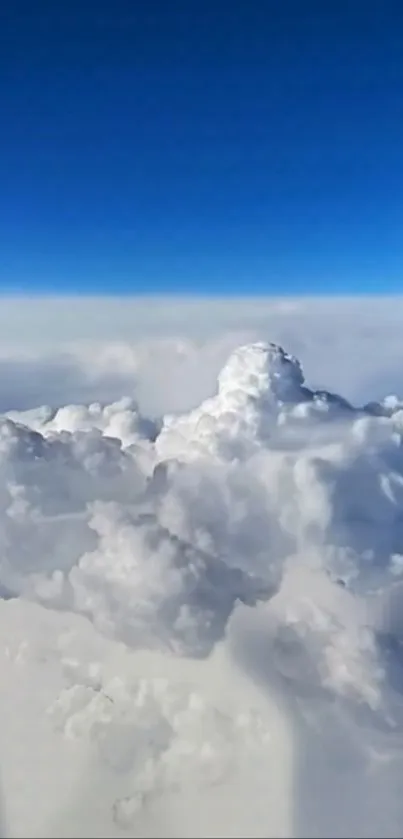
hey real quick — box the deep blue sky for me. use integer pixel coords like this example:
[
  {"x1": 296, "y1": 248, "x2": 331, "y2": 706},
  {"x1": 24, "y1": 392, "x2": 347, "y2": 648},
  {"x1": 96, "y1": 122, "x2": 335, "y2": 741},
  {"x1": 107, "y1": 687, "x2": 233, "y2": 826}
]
[{"x1": 1, "y1": 0, "x2": 403, "y2": 295}]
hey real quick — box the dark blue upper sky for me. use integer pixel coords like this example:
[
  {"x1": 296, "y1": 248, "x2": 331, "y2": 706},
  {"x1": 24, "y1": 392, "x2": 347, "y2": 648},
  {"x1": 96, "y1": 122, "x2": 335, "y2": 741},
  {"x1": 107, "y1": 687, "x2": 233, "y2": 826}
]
[{"x1": 1, "y1": 0, "x2": 403, "y2": 295}]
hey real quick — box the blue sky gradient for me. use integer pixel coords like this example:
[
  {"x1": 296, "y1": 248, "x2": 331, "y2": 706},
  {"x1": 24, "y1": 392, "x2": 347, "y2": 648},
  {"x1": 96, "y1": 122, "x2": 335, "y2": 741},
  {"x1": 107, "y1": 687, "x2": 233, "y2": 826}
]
[{"x1": 1, "y1": 0, "x2": 403, "y2": 295}]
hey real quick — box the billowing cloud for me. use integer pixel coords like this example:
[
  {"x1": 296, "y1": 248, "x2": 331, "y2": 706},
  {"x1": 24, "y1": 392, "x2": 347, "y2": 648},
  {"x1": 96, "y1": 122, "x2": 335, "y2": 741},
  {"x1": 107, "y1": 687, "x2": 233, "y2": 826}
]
[{"x1": 3, "y1": 321, "x2": 403, "y2": 836}]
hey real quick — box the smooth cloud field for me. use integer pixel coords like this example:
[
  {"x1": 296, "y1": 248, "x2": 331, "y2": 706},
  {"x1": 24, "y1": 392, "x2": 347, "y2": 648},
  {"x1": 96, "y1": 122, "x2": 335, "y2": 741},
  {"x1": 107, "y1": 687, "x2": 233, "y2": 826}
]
[{"x1": 2, "y1": 297, "x2": 403, "y2": 837}]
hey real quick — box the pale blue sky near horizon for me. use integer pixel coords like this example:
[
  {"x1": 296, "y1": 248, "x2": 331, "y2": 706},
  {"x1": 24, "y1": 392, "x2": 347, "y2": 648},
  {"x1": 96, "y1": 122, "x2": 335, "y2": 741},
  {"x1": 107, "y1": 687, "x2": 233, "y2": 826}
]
[{"x1": 1, "y1": 0, "x2": 403, "y2": 295}]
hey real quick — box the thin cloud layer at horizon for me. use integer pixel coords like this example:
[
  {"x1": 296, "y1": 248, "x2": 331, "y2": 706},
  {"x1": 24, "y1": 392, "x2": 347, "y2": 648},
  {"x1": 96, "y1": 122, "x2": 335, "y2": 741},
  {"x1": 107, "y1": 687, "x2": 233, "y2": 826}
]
[
  {"x1": 1, "y1": 296, "x2": 403, "y2": 836},
  {"x1": 0, "y1": 296, "x2": 403, "y2": 415}
]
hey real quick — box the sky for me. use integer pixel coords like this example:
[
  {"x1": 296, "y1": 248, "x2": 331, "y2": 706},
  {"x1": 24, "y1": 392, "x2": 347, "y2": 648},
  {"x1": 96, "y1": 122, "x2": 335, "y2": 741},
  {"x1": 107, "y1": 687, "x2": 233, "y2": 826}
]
[{"x1": 1, "y1": 0, "x2": 403, "y2": 295}]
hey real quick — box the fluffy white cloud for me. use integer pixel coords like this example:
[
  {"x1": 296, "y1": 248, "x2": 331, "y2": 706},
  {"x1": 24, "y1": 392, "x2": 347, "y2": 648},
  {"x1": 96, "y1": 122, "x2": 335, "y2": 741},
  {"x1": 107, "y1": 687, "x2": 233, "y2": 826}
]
[{"x1": 2, "y1": 299, "x2": 403, "y2": 837}]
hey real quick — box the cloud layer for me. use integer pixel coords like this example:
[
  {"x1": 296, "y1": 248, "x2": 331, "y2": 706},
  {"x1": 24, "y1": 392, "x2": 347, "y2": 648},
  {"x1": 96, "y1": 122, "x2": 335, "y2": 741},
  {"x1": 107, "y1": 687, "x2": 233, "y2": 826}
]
[
  {"x1": 2, "y1": 295, "x2": 403, "y2": 416},
  {"x1": 2, "y1": 305, "x2": 403, "y2": 836}
]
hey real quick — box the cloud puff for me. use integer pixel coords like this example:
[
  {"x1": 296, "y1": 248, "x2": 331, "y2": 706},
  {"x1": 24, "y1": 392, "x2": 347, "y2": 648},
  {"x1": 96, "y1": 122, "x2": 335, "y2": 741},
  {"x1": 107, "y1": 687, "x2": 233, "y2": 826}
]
[
  {"x1": 3, "y1": 329, "x2": 403, "y2": 835},
  {"x1": 1, "y1": 339, "x2": 403, "y2": 694}
]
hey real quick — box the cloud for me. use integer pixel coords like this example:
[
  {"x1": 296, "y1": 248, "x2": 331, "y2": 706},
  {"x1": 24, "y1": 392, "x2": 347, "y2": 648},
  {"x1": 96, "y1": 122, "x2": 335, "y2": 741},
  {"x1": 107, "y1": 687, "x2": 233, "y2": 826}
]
[
  {"x1": 1, "y1": 295, "x2": 403, "y2": 417},
  {"x1": 2, "y1": 300, "x2": 403, "y2": 836}
]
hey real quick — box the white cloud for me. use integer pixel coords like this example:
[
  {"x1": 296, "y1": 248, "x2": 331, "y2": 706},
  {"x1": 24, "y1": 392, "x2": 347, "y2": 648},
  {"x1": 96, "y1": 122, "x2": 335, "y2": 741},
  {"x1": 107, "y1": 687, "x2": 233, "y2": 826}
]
[
  {"x1": 1, "y1": 295, "x2": 403, "y2": 416},
  {"x1": 2, "y1": 297, "x2": 403, "y2": 836}
]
